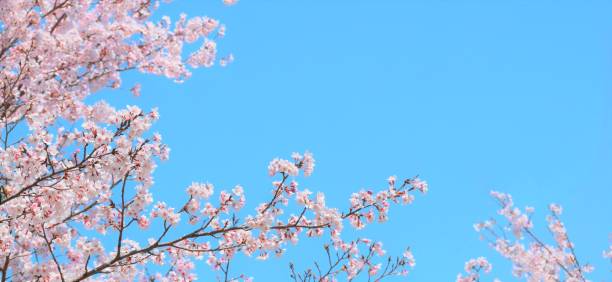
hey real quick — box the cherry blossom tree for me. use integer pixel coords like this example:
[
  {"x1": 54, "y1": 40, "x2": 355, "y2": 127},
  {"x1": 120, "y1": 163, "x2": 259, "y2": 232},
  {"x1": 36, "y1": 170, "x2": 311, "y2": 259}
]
[
  {"x1": 0, "y1": 1, "x2": 426, "y2": 281},
  {"x1": 1, "y1": 1, "x2": 609, "y2": 282}
]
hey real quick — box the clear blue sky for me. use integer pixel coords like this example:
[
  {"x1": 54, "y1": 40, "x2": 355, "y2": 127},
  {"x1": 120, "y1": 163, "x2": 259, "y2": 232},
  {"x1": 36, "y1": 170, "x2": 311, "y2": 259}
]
[{"x1": 103, "y1": 1, "x2": 612, "y2": 281}]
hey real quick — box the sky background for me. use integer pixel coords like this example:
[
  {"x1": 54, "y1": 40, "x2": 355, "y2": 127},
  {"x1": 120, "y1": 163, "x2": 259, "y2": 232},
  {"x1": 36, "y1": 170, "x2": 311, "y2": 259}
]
[{"x1": 102, "y1": 0, "x2": 612, "y2": 281}]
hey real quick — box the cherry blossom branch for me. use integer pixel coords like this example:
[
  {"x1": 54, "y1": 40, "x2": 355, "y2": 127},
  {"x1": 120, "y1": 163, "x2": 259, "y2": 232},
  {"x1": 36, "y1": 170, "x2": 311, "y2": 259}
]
[
  {"x1": 469, "y1": 192, "x2": 593, "y2": 281},
  {"x1": 65, "y1": 157, "x2": 423, "y2": 280},
  {"x1": 0, "y1": 254, "x2": 10, "y2": 282},
  {"x1": 41, "y1": 225, "x2": 66, "y2": 282},
  {"x1": 290, "y1": 239, "x2": 415, "y2": 282},
  {"x1": 456, "y1": 257, "x2": 492, "y2": 282}
]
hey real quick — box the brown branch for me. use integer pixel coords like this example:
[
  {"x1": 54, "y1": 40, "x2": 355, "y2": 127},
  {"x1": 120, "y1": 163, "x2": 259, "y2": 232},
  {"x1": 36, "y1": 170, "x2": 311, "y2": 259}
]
[
  {"x1": 49, "y1": 13, "x2": 67, "y2": 34},
  {"x1": 41, "y1": 226, "x2": 65, "y2": 282},
  {"x1": 116, "y1": 173, "x2": 131, "y2": 258},
  {"x1": 1, "y1": 253, "x2": 10, "y2": 282}
]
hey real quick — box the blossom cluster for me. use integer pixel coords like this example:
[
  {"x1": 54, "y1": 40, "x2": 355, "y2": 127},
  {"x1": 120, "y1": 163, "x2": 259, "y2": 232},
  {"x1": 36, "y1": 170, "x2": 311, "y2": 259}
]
[
  {"x1": 291, "y1": 239, "x2": 416, "y2": 282},
  {"x1": 345, "y1": 176, "x2": 426, "y2": 230},
  {"x1": 467, "y1": 191, "x2": 596, "y2": 282},
  {"x1": 456, "y1": 257, "x2": 494, "y2": 282}
]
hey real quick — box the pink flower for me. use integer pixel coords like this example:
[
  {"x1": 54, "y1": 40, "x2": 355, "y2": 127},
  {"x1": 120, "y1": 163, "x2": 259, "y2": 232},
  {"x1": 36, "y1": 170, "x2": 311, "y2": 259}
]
[
  {"x1": 387, "y1": 175, "x2": 396, "y2": 186},
  {"x1": 268, "y1": 158, "x2": 299, "y2": 176},
  {"x1": 410, "y1": 177, "x2": 428, "y2": 193},
  {"x1": 368, "y1": 263, "x2": 381, "y2": 276},
  {"x1": 130, "y1": 83, "x2": 142, "y2": 97},
  {"x1": 186, "y1": 182, "x2": 214, "y2": 199},
  {"x1": 138, "y1": 215, "x2": 150, "y2": 229},
  {"x1": 302, "y1": 151, "x2": 315, "y2": 176},
  {"x1": 403, "y1": 249, "x2": 416, "y2": 267},
  {"x1": 549, "y1": 203, "x2": 563, "y2": 215}
]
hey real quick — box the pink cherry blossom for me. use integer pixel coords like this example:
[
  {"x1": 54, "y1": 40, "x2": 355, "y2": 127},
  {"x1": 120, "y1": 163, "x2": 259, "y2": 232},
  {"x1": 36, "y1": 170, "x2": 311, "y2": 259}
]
[
  {"x1": 223, "y1": 0, "x2": 239, "y2": 6},
  {"x1": 131, "y1": 83, "x2": 142, "y2": 97}
]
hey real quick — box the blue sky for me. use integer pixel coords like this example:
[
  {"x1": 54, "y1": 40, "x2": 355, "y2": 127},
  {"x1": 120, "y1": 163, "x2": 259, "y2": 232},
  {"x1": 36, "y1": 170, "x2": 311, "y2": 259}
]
[{"x1": 104, "y1": 1, "x2": 612, "y2": 281}]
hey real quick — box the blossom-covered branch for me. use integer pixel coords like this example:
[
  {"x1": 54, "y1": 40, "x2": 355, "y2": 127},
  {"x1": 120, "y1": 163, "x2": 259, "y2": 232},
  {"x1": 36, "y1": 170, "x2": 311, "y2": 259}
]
[
  {"x1": 290, "y1": 239, "x2": 416, "y2": 282},
  {"x1": 0, "y1": 1, "x2": 426, "y2": 281},
  {"x1": 463, "y1": 192, "x2": 599, "y2": 282}
]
